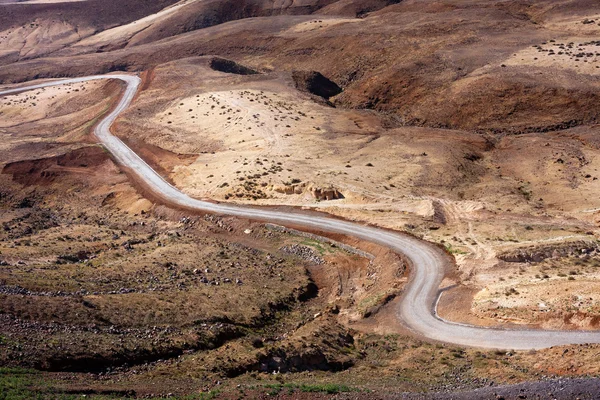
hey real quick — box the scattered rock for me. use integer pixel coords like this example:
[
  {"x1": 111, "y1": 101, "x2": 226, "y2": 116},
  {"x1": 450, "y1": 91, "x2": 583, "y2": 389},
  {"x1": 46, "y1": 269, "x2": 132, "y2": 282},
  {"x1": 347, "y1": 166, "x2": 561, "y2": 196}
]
[{"x1": 280, "y1": 244, "x2": 324, "y2": 265}]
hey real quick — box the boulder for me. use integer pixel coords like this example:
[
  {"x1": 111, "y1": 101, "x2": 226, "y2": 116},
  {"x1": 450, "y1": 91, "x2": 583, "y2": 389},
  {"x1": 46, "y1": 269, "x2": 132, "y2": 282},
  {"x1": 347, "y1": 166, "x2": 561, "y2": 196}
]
[{"x1": 309, "y1": 185, "x2": 344, "y2": 201}]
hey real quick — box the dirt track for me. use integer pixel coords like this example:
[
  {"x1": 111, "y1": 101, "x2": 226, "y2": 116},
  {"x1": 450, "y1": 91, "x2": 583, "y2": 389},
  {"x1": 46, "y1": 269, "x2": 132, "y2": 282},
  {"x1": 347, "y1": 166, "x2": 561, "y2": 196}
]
[{"x1": 4, "y1": 74, "x2": 600, "y2": 350}]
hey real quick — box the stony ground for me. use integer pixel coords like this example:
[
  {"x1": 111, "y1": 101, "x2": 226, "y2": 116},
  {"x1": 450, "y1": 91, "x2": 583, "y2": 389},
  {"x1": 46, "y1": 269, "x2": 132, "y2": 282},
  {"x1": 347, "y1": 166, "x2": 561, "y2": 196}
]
[{"x1": 2, "y1": 0, "x2": 600, "y2": 397}]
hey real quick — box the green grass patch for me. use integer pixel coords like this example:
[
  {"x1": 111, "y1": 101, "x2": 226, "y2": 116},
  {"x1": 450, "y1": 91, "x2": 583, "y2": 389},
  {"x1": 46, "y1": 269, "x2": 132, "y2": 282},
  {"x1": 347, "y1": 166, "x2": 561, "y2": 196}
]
[
  {"x1": 0, "y1": 368, "x2": 131, "y2": 400},
  {"x1": 0, "y1": 367, "x2": 41, "y2": 400},
  {"x1": 444, "y1": 244, "x2": 467, "y2": 255},
  {"x1": 299, "y1": 238, "x2": 334, "y2": 256},
  {"x1": 264, "y1": 383, "x2": 358, "y2": 395}
]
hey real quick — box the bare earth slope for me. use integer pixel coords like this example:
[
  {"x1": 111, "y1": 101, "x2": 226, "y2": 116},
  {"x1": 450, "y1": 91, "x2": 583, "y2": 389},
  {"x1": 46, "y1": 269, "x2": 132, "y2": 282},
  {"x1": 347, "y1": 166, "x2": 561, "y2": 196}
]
[
  {"x1": 10, "y1": 74, "x2": 600, "y2": 350},
  {"x1": 0, "y1": 0, "x2": 179, "y2": 63},
  {"x1": 0, "y1": 0, "x2": 599, "y2": 134},
  {"x1": 4, "y1": 0, "x2": 600, "y2": 397}
]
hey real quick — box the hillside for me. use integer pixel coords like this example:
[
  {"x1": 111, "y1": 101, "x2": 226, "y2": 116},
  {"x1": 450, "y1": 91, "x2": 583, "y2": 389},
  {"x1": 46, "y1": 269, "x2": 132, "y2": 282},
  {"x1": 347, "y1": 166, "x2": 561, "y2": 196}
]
[{"x1": 2, "y1": 0, "x2": 600, "y2": 398}]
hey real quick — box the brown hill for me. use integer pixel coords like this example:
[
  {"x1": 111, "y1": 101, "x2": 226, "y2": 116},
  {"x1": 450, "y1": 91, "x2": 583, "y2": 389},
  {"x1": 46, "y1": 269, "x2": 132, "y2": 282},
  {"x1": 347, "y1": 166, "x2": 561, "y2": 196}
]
[
  {"x1": 5, "y1": 0, "x2": 600, "y2": 397},
  {"x1": 0, "y1": 0, "x2": 180, "y2": 63},
  {"x1": 2, "y1": 0, "x2": 600, "y2": 133}
]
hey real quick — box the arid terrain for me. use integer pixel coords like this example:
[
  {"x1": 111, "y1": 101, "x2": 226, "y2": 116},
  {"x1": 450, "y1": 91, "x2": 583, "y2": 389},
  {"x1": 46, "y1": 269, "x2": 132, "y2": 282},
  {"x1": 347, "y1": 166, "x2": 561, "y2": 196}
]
[{"x1": 2, "y1": 0, "x2": 600, "y2": 398}]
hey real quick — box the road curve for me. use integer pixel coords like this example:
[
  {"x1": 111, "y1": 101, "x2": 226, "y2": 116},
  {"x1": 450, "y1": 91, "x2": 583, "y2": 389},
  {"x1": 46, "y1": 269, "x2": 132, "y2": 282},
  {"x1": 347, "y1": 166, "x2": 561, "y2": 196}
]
[{"x1": 3, "y1": 74, "x2": 600, "y2": 350}]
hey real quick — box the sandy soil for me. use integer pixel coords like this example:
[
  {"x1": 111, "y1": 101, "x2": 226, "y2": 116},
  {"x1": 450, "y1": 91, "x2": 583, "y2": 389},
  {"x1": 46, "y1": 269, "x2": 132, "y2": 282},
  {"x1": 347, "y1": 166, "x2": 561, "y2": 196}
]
[
  {"x1": 0, "y1": 19, "x2": 92, "y2": 61},
  {"x1": 0, "y1": 80, "x2": 103, "y2": 128},
  {"x1": 281, "y1": 17, "x2": 362, "y2": 35},
  {"x1": 504, "y1": 39, "x2": 600, "y2": 75},
  {"x1": 72, "y1": 0, "x2": 199, "y2": 50},
  {"x1": 5, "y1": 0, "x2": 600, "y2": 395},
  {"x1": 111, "y1": 57, "x2": 600, "y2": 333}
]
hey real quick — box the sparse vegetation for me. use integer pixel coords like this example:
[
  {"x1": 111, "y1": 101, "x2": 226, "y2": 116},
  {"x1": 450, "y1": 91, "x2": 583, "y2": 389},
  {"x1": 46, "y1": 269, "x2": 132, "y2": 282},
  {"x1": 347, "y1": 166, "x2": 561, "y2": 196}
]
[
  {"x1": 264, "y1": 383, "x2": 358, "y2": 395},
  {"x1": 5, "y1": 1, "x2": 600, "y2": 397}
]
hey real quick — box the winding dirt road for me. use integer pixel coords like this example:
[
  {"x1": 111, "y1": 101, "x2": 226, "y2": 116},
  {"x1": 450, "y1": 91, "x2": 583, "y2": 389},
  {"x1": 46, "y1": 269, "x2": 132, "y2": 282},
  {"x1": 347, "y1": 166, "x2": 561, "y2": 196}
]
[{"x1": 3, "y1": 74, "x2": 600, "y2": 350}]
